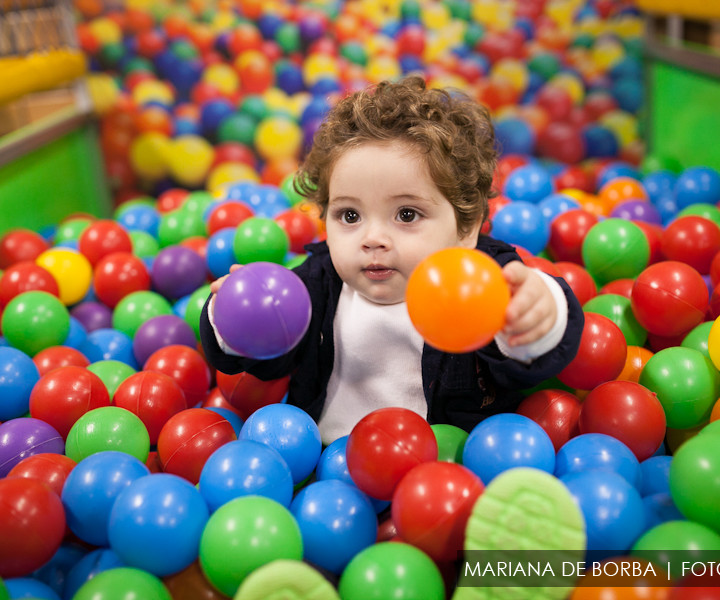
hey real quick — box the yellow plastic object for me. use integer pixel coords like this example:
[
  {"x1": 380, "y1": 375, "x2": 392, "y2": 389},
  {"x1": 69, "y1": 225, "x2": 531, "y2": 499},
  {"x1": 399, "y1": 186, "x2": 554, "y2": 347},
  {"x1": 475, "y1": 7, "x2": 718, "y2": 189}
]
[
  {"x1": 637, "y1": 0, "x2": 720, "y2": 19},
  {"x1": 0, "y1": 48, "x2": 87, "y2": 105}
]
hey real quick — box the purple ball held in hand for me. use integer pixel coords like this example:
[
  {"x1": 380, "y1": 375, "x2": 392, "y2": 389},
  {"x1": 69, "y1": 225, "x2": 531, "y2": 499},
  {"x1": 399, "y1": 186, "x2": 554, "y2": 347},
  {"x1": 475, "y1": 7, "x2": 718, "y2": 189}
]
[{"x1": 214, "y1": 262, "x2": 311, "y2": 359}]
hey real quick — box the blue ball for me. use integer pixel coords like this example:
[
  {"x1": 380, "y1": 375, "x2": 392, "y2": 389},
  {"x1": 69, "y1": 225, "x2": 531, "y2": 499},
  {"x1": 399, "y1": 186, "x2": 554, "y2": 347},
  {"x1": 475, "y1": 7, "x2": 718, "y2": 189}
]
[
  {"x1": 108, "y1": 473, "x2": 209, "y2": 577},
  {"x1": 642, "y1": 492, "x2": 684, "y2": 530},
  {"x1": 275, "y1": 62, "x2": 305, "y2": 95},
  {"x1": 674, "y1": 166, "x2": 720, "y2": 209},
  {"x1": 239, "y1": 403, "x2": 322, "y2": 484},
  {"x1": 204, "y1": 407, "x2": 245, "y2": 437},
  {"x1": 198, "y1": 439, "x2": 293, "y2": 511},
  {"x1": 206, "y1": 227, "x2": 237, "y2": 279},
  {"x1": 243, "y1": 184, "x2": 291, "y2": 219},
  {"x1": 597, "y1": 162, "x2": 642, "y2": 189},
  {"x1": 79, "y1": 328, "x2": 138, "y2": 369},
  {"x1": 462, "y1": 414, "x2": 556, "y2": 484},
  {"x1": 172, "y1": 294, "x2": 191, "y2": 319},
  {"x1": 495, "y1": 118, "x2": 535, "y2": 156},
  {"x1": 116, "y1": 204, "x2": 161, "y2": 237},
  {"x1": 63, "y1": 317, "x2": 88, "y2": 350},
  {"x1": 61, "y1": 451, "x2": 150, "y2": 546},
  {"x1": 653, "y1": 193, "x2": 679, "y2": 225},
  {"x1": 30, "y1": 543, "x2": 87, "y2": 598},
  {"x1": 64, "y1": 549, "x2": 125, "y2": 600},
  {"x1": 643, "y1": 170, "x2": 677, "y2": 205},
  {"x1": 639, "y1": 455, "x2": 673, "y2": 497},
  {"x1": 300, "y1": 96, "x2": 331, "y2": 126},
  {"x1": 538, "y1": 193, "x2": 581, "y2": 223},
  {"x1": 5, "y1": 577, "x2": 60, "y2": 600},
  {"x1": 611, "y1": 77, "x2": 644, "y2": 113},
  {"x1": 582, "y1": 124, "x2": 619, "y2": 158},
  {"x1": 502, "y1": 164, "x2": 555, "y2": 203},
  {"x1": 290, "y1": 479, "x2": 378, "y2": 574},
  {"x1": 555, "y1": 433, "x2": 641, "y2": 489},
  {"x1": 491, "y1": 201, "x2": 549, "y2": 255},
  {"x1": 0, "y1": 347, "x2": 39, "y2": 421},
  {"x1": 174, "y1": 117, "x2": 201, "y2": 137},
  {"x1": 561, "y1": 470, "x2": 646, "y2": 554},
  {"x1": 201, "y1": 99, "x2": 235, "y2": 137}
]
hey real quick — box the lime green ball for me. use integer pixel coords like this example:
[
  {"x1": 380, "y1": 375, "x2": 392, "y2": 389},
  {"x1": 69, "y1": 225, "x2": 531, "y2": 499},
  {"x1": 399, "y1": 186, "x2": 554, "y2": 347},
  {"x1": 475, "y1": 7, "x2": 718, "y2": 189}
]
[
  {"x1": 583, "y1": 293, "x2": 647, "y2": 347},
  {"x1": 676, "y1": 204, "x2": 720, "y2": 229},
  {"x1": 112, "y1": 291, "x2": 173, "y2": 338},
  {"x1": 275, "y1": 23, "x2": 300, "y2": 54},
  {"x1": 184, "y1": 284, "x2": 212, "y2": 340},
  {"x1": 113, "y1": 197, "x2": 156, "y2": 220},
  {"x1": 158, "y1": 209, "x2": 206, "y2": 248},
  {"x1": 233, "y1": 217, "x2": 289, "y2": 264},
  {"x1": 280, "y1": 173, "x2": 307, "y2": 207},
  {"x1": 217, "y1": 113, "x2": 257, "y2": 146},
  {"x1": 73, "y1": 568, "x2": 171, "y2": 600},
  {"x1": 182, "y1": 191, "x2": 215, "y2": 215},
  {"x1": 87, "y1": 360, "x2": 137, "y2": 399},
  {"x1": 129, "y1": 230, "x2": 160, "y2": 258},
  {"x1": 681, "y1": 321, "x2": 713, "y2": 361},
  {"x1": 65, "y1": 406, "x2": 150, "y2": 463},
  {"x1": 199, "y1": 496, "x2": 303, "y2": 596},
  {"x1": 54, "y1": 217, "x2": 92, "y2": 244},
  {"x1": 431, "y1": 424, "x2": 468, "y2": 463},
  {"x1": 1, "y1": 291, "x2": 70, "y2": 356},
  {"x1": 239, "y1": 95, "x2": 268, "y2": 122}
]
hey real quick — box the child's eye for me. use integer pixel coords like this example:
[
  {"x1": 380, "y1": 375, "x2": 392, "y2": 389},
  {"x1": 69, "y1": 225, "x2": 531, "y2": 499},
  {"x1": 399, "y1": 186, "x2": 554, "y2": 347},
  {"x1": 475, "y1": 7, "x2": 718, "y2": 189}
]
[
  {"x1": 398, "y1": 208, "x2": 419, "y2": 223},
  {"x1": 341, "y1": 209, "x2": 360, "y2": 224}
]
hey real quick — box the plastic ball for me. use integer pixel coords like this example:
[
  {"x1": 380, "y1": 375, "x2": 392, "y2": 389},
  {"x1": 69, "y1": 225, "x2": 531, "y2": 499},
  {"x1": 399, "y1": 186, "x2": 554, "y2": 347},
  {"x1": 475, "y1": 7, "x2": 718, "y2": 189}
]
[
  {"x1": 406, "y1": 248, "x2": 510, "y2": 353},
  {"x1": 548, "y1": 208, "x2": 599, "y2": 264},
  {"x1": 631, "y1": 261, "x2": 708, "y2": 337},
  {"x1": 199, "y1": 439, "x2": 293, "y2": 511},
  {"x1": 166, "y1": 135, "x2": 214, "y2": 187},
  {"x1": 0, "y1": 418, "x2": 64, "y2": 478},
  {"x1": 495, "y1": 118, "x2": 535, "y2": 156},
  {"x1": 274, "y1": 208, "x2": 318, "y2": 255},
  {"x1": 583, "y1": 293, "x2": 647, "y2": 347},
  {"x1": 254, "y1": 116, "x2": 302, "y2": 163},
  {"x1": 492, "y1": 201, "x2": 550, "y2": 255},
  {"x1": 112, "y1": 290, "x2": 173, "y2": 338},
  {"x1": 1, "y1": 291, "x2": 70, "y2": 356},
  {"x1": 0, "y1": 347, "x2": 40, "y2": 421},
  {"x1": 661, "y1": 215, "x2": 720, "y2": 274},
  {"x1": 338, "y1": 542, "x2": 445, "y2": 600},
  {"x1": 616, "y1": 345, "x2": 655, "y2": 383},
  {"x1": 61, "y1": 450, "x2": 150, "y2": 546},
  {"x1": 674, "y1": 166, "x2": 720, "y2": 210},
  {"x1": 64, "y1": 406, "x2": 150, "y2": 463},
  {"x1": 346, "y1": 407, "x2": 437, "y2": 501},
  {"x1": 290, "y1": 479, "x2": 377, "y2": 574},
  {"x1": 131, "y1": 314, "x2": 196, "y2": 368},
  {"x1": 6, "y1": 453, "x2": 76, "y2": 497},
  {"x1": 554, "y1": 261, "x2": 597, "y2": 306},
  {"x1": 232, "y1": 217, "x2": 290, "y2": 264},
  {"x1": 63, "y1": 549, "x2": 126, "y2": 600},
  {"x1": 558, "y1": 312, "x2": 628, "y2": 390},
  {"x1": 640, "y1": 455, "x2": 673, "y2": 498},
  {"x1": 72, "y1": 567, "x2": 171, "y2": 600},
  {"x1": 213, "y1": 261, "x2": 311, "y2": 359},
  {"x1": 462, "y1": 413, "x2": 556, "y2": 484},
  {"x1": 93, "y1": 252, "x2": 151, "y2": 309},
  {"x1": 198, "y1": 496, "x2": 303, "y2": 596},
  {"x1": 609, "y1": 199, "x2": 662, "y2": 224},
  {"x1": 0, "y1": 261, "x2": 60, "y2": 307},
  {"x1": 0, "y1": 478, "x2": 65, "y2": 579},
  {"x1": 431, "y1": 423, "x2": 469, "y2": 463},
  {"x1": 516, "y1": 389, "x2": 582, "y2": 452},
  {"x1": 35, "y1": 248, "x2": 92, "y2": 305},
  {"x1": 80, "y1": 328, "x2": 137, "y2": 368},
  {"x1": 503, "y1": 164, "x2": 555, "y2": 203},
  {"x1": 86, "y1": 359, "x2": 137, "y2": 398},
  {"x1": 639, "y1": 347, "x2": 720, "y2": 429},
  {"x1": 239, "y1": 403, "x2": 322, "y2": 485},
  {"x1": 157, "y1": 408, "x2": 236, "y2": 484},
  {"x1": 581, "y1": 219, "x2": 649, "y2": 286},
  {"x1": 205, "y1": 227, "x2": 237, "y2": 278},
  {"x1": 0, "y1": 229, "x2": 49, "y2": 268},
  {"x1": 536, "y1": 121, "x2": 586, "y2": 164},
  {"x1": 391, "y1": 461, "x2": 484, "y2": 563},
  {"x1": 143, "y1": 344, "x2": 211, "y2": 407}
]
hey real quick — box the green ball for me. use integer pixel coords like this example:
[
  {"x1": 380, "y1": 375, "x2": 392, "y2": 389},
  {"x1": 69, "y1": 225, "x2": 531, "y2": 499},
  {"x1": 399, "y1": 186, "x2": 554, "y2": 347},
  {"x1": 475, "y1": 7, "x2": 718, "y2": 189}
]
[
  {"x1": 170, "y1": 40, "x2": 199, "y2": 60},
  {"x1": 280, "y1": 173, "x2": 307, "y2": 207},
  {"x1": 571, "y1": 32, "x2": 595, "y2": 49},
  {"x1": 400, "y1": 0, "x2": 422, "y2": 20},
  {"x1": 0, "y1": 578, "x2": 8, "y2": 600},
  {"x1": 182, "y1": 191, "x2": 215, "y2": 215},
  {"x1": 87, "y1": 360, "x2": 137, "y2": 399},
  {"x1": 583, "y1": 293, "x2": 647, "y2": 347},
  {"x1": 217, "y1": 113, "x2": 257, "y2": 146},
  {"x1": 275, "y1": 23, "x2": 300, "y2": 54},
  {"x1": 632, "y1": 521, "x2": 720, "y2": 579},
  {"x1": 528, "y1": 52, "x2": 561, "y2": 81},
  {"x1": 338, "y1": 542, "x2": 445, "y2": 600},
  {"x1": 99, "y1": 42, "x2": 126, "y2": 68},
  {"x1": 681, "y1": 321, "x2": 713, "y2": 361},
  {"x1": 239, "y1": 95, "x2": 268, "y2": 122},
  {"x1": 65, "y1": 406, "x2": 150, "y2": 463},
  {"x1": 464, "y1": 22, "x2": 485, "y2": 48},
  {"x1": 1, "y1": 291, "x2": 70, "y2": 356},
  {"x1": 581, "y1": 218, "x2": 650, "y2": 286},
  {"x1": 158, "y1": 209, "x2": 206, "y2": 248},
  {"x1": 444, "y1": 0, "x2": 472, "y2": 20},
  {"x1": 73, "y1": 567, "x2": 171, "y2": 600},
  {"x1": 700, "y1": 419, "x2": 720, "y2": 436},
  {"x1": 284, "y1": 254, "x2": 307, "y2": 270},
  {"x1": 233, "y1": 217, "x2": 289, "y2": 264},
  {"x1": 184, "y1": 284, "x2": 212, "y2": 341},
  {"x1": 676, "y1": 203, "x2": 720, "y2": 229},
  {"x1": 639, "y1": 347, "x2": 720, "y2": 429},
  {"x1": 340, "y1": 42, "x2": 368, "y2": 66},
  {"x1": 112, "y1": 291, "x2": 173, "y2": 338},
  {"x1": 669, "y1": 433, "x2": 720, "y2": 533},
  {"x1": 129, "y1": 230, "x2": 160, "y2": 258},
  {"x1": 121, "y1": 56, "x2": 154, "y2": 76},
  {"x1": 54, "y1": 217, "x2": 92, "y2": 244},
  {"x1": 113, "y1": 197, "x2": 156, "y2": 220},
  {"x1": 199, "y1": 496, "x2": 303, "y2": 596},
  {"x1": 432, "y1": 424, "x2": 468, "y2": 463}
]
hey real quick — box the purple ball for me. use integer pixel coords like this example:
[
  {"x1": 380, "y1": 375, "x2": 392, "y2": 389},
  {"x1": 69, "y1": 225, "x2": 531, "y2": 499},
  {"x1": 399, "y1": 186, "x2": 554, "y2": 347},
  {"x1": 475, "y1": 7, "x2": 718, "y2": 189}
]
[
  {"x1": 151, "y1": 245, "x2": 207, "y2": 300},
  {"x1": 609, "y1": 199, "x2": 662, "y2": 225},
  {"x1": 71, "y1": 301, "x2": 113, "y2": 332},
  {"x1": 0, "y1": 418, "x2": 64, "y2": 477},
  {"x1": 133, "y1": 314, "x2": 198, "y2": 367},
  {"x1": 213, "y1": 262, "x2": 311, "y2": 359}
]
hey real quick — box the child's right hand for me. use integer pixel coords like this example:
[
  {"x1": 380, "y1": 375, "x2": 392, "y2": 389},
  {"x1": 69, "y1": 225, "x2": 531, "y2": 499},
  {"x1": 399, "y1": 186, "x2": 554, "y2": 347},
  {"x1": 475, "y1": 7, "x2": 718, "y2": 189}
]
[{"x1": 210, "y1": 264, "x2": 242, "y2": 294}]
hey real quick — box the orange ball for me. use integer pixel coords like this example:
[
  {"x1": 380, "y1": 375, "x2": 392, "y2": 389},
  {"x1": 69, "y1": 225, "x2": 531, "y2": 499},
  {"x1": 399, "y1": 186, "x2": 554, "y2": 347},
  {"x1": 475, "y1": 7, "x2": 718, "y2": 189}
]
[
  {"x1": 710, "y1": 397, "x2": 720, "y2": 422},
  {"x1": 406, "y1": 248, "x2": 510, "y2": 353},
  {"x1": 615, "y1": 345, "x2": 654, "y2": 383},
  {"x1": 599, "y1": 176, "x2": 648, "y2": 210}
]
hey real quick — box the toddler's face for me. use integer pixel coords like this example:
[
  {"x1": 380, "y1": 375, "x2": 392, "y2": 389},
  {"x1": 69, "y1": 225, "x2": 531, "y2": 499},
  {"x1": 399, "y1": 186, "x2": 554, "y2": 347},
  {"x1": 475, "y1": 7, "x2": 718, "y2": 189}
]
[{"x1": 325, "y1": 141, "x2": 479, "y2": 305}]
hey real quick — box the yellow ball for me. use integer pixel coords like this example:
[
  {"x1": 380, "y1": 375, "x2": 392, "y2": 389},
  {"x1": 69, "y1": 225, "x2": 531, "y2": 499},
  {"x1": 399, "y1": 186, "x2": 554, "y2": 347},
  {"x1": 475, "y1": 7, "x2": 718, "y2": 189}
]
[
  {"x1": 132, "y1": 79, "x2": 175, "y2": 107},
  {"x1": 130, "y1": 132, "x2": 171, "y2": 181},
  {"x1": 36, "y1": 248, "x2": 92, "y2": 306},
  {"x1": 254, "y1": 116, "x2": 302, "y2": 162},
  {"x1": 86, "y1": 73, "x2": 119, "y2": 116},
  {"x1": 591, "y1": 38, "x2": 625, "y2": 71},
  {"x1": 421, "y1": 3, "x2": 451, "y2": 30},
  {"x1": 303, "y1": 54, "x2": 340, "y2": 88},
  {"x1": 167, "y1": 135, "x2": 215, "y2": 187},
  {"x1": 708, "y1": 317, "x2": 720, "y2": 371},
  {"x1": 202, "y1": 63, "x2": 239, "y2": 96},
  {"x1": 549, "y1": 72, "x2": 585, "y2": 105},
  {"x1": 263, "y1": 88, "x2": 293, "y2": 115},
  {"x1": 88, "y1": 17, "x2": 122, "y2": 45},
  {"x1": 207, "y1": 162, "x2": 260, "y2": 192},
  {"x1": 366, "y1": 55, "x2": 401, "y2": 84},
  {"x1": 600, "y1": 110, "x2": 638, "y2": 148},
  {"x1": 492, "y1": 59, "x2": 529, "y2": 94}
]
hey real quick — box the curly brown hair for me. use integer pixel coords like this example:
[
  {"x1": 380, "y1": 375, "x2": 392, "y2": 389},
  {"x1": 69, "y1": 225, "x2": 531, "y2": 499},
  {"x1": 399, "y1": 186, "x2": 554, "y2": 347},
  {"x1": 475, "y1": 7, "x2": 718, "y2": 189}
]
[{"x1": 294, "y1": 76, "x2": 497, "y2": 237}]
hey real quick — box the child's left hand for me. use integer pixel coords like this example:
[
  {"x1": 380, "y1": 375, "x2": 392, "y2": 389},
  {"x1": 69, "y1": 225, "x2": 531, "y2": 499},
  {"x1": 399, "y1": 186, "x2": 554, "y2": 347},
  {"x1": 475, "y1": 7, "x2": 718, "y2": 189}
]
[{"x1": 500, "y1": 261, "x2": 557, "y2": 347}]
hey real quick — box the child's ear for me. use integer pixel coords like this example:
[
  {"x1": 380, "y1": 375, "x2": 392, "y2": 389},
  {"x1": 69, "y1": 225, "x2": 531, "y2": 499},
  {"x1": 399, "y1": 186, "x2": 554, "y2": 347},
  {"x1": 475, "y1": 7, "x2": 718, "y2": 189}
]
[{"x1": 458, "y1": 219, "x2": 483, "y2": 249}]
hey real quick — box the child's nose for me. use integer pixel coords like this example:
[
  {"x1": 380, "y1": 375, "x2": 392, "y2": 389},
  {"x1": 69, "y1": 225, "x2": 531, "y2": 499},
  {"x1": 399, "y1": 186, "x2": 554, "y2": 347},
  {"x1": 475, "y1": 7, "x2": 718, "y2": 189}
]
[{"x1": 361, "y1": 222, "x2": 391, "y2": 249}]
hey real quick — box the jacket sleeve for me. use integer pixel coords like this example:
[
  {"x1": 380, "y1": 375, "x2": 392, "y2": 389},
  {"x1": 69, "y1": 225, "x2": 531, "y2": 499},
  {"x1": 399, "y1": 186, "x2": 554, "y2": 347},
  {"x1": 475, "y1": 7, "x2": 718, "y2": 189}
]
[{"x1": 474, "y1": 236, "x2": 585, "y2": 389}]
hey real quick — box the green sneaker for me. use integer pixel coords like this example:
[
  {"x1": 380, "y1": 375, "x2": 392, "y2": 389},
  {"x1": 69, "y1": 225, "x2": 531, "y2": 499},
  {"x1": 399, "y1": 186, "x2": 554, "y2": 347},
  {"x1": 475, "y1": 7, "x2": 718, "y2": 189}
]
[{"x1": 234, "y1": 560, "x2": 340, "y2": 600}]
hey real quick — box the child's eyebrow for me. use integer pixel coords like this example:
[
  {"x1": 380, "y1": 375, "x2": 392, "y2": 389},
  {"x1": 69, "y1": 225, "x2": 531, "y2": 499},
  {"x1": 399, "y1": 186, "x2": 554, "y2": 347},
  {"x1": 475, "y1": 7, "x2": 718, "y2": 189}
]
[{"x1": 390, "y1": 194, "x2": 440, "y2": 205}]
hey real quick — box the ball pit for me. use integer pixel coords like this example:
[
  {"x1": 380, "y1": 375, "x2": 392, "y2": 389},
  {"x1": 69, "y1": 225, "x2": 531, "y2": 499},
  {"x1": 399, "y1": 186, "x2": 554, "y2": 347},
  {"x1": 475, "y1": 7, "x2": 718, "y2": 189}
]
[{"x1": 3, "y1": 0, "x2": 720, "y2": 597}]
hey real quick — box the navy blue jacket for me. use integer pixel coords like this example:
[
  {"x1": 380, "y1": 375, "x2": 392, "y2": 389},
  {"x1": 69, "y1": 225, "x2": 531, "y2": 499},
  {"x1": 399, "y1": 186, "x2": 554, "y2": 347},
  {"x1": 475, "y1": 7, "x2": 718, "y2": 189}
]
[{"x1": 200, "y1": 237, "x2": 584, "y2": 433}]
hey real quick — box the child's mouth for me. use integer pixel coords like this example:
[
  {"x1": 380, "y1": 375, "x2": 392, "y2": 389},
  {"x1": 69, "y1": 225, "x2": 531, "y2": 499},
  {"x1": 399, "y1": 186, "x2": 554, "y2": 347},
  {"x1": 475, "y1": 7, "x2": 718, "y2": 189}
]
[{"x1": 363, "y1": 265, "x2": 395, "y2": 280}]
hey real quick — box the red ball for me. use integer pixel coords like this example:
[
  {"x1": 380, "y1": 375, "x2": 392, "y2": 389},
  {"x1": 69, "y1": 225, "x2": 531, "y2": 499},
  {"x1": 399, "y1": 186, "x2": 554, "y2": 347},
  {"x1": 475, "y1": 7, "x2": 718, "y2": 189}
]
[
  {"x1": 553, "y1": 262, "x2": 597, "y2": 306},
  {"x1": 201, "y1": 386, "x2": 244, "y2": 416},
  {"x1": 536, "y1": 122, "x2": 585, "y2": 164},
  {"x1": 7, "y1": 453, "x2": 77, "y2": 497},
  {"x1": 29, "y1": 366, "x2": 111, "y2": 439},
  {"x1": 0, "y1": 262, "x2": 60, "y2": 307},
  {"x1": 710, "y1": 250, "x2": 720, "y2": 289},
  {"x1": 0, "y1": 478, "x2": 66, "y2": 578},
  {"x1": 535, "y1": 85, "x2": 574, "y2": 121},
  {"x1": 631, "y1": 261, "x2": 708, "y2": 337},
  {"x1": 157, "y1": 408, "x2": 237, "y2": 484},
  {"x1": 391, "y1": 461, "x2": 484, "y2": 562},
  {"x1": 661, "y1": 216, "x2": 720, "y2": 274},
  {"x1": 633, "y1": 220, "x2": 664, "y2": 265},
  {"x1": 113, "y1": 370, "x2": 188, "y2": 445},
  {"x1": 579, "y1": 380, "x2": 666, "y2": 461},
  {"x1": 93, "y1": 252, "x2": 151, "y2": 308},
  {"x1": 494, "y1": 155, "x2": 528, "y2": 191},
  {"x1": 554, "y1": 165, "x2": 594, "y2": 193},
  {"x1": 516, "y1": 389, "x2": 582, "y2": 452},
  {"x1": 78, "y1": 220, "x2": 133, "y2": 267},
  {"x1": 206, "y1": 201, "x2": 254, "y2": 236},
  {"x1": 599, "y1": 278, "x2": 634, "y2": 299},
  {"x1": 157, "y1": 188, "x2": 190, "y2": 213},
  {"x1": 0, "y1": 229, "x2": 49, "y2": 268},
  {"x1": 274, "y1": 209, "x2": 318, "y2": 255},
  {"x1": 143, "y1": 345, "x2": 212, "y2": 408},
  {"x1": 215, "y1": 371, "x2": 289, "y2": 420},
  {"x1": 557, "y1": 312, "x2": 627, "y2": 391},
  {"x1": 211, "y1": 142, "x2": 256, "y2": 170},
  {"x1": 395, "y1": 24, "x2": 426, "y2": 56},
  {"x1": 547, "y1": 209, "x2": 599, "y2": 264},
  {"x1": 33, "y1": 346, "x2": 90, "y2": 376},
  {"x1": 522, "y1": 256, "x2": 561, "y2": 277},
  {"x1": 346, "y1": 407, "x2": 438, "y2": 501}
]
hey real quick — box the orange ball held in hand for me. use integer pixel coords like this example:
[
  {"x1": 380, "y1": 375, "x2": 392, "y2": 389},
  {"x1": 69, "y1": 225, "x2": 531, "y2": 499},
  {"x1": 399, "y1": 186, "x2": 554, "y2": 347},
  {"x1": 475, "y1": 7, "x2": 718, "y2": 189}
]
[{"x1": 406, "y1": 248, "x2": 510, "y2": 353}]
